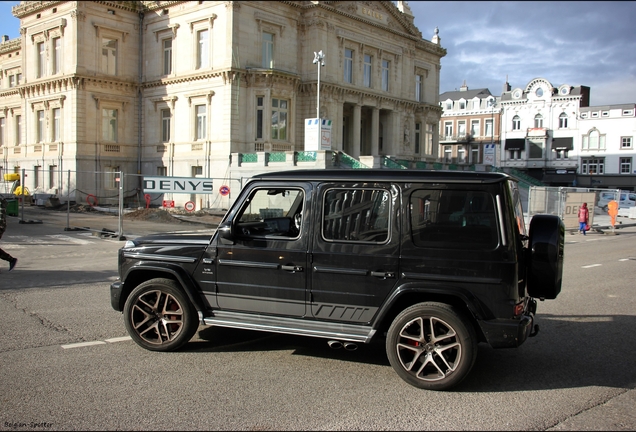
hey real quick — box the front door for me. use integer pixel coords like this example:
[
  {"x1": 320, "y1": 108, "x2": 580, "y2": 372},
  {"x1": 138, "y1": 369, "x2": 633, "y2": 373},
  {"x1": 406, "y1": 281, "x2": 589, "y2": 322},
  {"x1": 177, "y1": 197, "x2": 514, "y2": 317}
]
[{"x1": 214, "y1": 183, "x2": 310, "y2": 317}]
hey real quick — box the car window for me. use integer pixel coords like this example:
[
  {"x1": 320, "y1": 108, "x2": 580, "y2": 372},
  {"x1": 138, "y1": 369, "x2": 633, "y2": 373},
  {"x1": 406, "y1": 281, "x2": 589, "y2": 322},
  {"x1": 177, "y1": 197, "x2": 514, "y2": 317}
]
[
  {"x1": 410, "y1": 189, "x2": 498, "y2": 249},
  {"x1": 322, "y1": 188, "x2": 390, "y2": 243},
  {"x1": 235, "y1": 188, "x2": 304, "y2": 238}
]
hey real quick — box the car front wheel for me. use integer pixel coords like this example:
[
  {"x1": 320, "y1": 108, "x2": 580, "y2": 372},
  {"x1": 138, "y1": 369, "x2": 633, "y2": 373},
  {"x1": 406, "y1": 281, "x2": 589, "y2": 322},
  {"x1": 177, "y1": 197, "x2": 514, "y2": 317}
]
[
  {"x1": 124, "y1": 278, "x2": 198, "y2": 351},
  {"x1": 386, "y1": 302, "x2": 477, "y2": 390}
]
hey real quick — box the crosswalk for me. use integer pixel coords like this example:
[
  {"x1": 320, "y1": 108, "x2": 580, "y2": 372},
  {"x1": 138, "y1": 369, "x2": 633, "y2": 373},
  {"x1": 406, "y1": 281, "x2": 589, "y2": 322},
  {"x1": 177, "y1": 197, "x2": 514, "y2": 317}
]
[{"x1": 2, "y1": 232, "x2": 106, "y2": 248}]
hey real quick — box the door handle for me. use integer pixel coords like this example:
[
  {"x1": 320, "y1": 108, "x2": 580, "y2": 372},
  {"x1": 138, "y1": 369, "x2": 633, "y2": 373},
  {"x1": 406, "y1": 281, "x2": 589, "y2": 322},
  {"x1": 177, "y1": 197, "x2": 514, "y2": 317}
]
[
  {"x1": 370, "y1": 271, "x2": 395, "y2": 279},
  {"x1": 281, "y1": 265, "x2": 303, "y2": 272}
]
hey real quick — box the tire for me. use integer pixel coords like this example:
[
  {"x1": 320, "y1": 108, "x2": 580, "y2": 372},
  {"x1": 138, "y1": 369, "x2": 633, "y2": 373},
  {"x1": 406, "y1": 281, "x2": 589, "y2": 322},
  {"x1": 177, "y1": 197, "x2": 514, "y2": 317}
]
[
  {"x1": 527, "y1": 214, "x2": 565, "y2": 300},
  {"x1": 386, "y1": 302, "x2": 478, "y2": 391},
  {"x1": 123, "y1": 278, "x2": 198, "y2": 352}
]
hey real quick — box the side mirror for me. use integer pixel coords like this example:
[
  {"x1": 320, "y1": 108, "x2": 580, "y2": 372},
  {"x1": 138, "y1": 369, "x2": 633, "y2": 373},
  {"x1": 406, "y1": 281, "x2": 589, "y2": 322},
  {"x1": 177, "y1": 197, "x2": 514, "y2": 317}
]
[{"x1": 217, "y1": 222, "x2": 234, "y2": 244}]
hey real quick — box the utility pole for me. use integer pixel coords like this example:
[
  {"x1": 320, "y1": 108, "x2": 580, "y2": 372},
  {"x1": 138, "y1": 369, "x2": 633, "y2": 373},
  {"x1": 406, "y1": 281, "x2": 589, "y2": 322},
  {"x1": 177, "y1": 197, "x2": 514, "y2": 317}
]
[{"x1": 313, "y1": 50, "x2": 325, "y2": 149}]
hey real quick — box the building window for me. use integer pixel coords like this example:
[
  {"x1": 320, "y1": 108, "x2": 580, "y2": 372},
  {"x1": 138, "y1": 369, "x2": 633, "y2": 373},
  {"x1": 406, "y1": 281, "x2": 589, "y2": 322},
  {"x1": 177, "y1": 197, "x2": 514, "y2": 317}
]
[
  {"x1": 53, "y1": 37, "x2": 61, "y2": 74},
  {"x1": 414, "y1": 123, "x2": 421, "y2": 154},
  {"x1": 162, "y1": 38, "x2": 172, "y2": 75},
  {"x1": 473, "y1": 100, "x2": 480, "y2": 110},
  {"x1": 582, "y1": 129, "x2": 606, "y2": 150},
  {"x1": 256, "y1": 96, "x2": 264, "y2": 139},
  {"x1": 52, "y1": 108, "x2": 61, "y2": 141},
  {"x1": 381, "y1": 60, "x2": 389, "y2": 91},
  {"x1": 15, "y1": 115, "x2": 21, "y2": 145},
  {"x1": 271, "y1": 98, "x2": 288, "y2": 140},
  {"x1": 0, "y1": 117, "x2": 4, "y2": 146},
  {"x1": 415, "y1": 74, "x2": 423, "y2": 102},
  {"x1": 157, "y1": 166, "x2": 167, "y2": 176},
  {"x1": 509, "y1": 150, "x2": 522, "y2": 160},
  {"x1": 528, "y1": 139, "x2": 543, "y2": 159},
  {"x1": 458, "y1": 121, "x2": 466, "y2": 138},
  {"x1": 444, "y1": 122, "x2": 453, "y2": 139},
  {"x1": 101, "y1": 38, "x2": 117, "y2": 74},
  {"x1": 262, "y1": 32, "x2": 274, "y2": 69},
  {"x1": 33, "y1": 165, "x2": 40, "y2": 188},
  {"x1": 459, "y1": 101, "x2": 466, "y2": 110},
  {"x1": 102, "y1": 109, "x2": 118, "y2": 142},
  {"x1": 458, "y1": 146, "x2": 466, "y2": 163},
  {"x1": 470, "y1": 144, "x2": 480, "y2": 164},
  {"x1": 559, "y1": 113, "x2": 568, "y2": 129},
  {"x1": 512, "y1": 116, "x2": 521, "y2": 131},
  {"x1": 49, "y1": 165, "x2": 57, "y2": 188},
  {"x1": 37, "y1": 41, "x2": 46, "y2": 77},
  {"x1": 192, "y1": 165, "x2": 203, "y2": 177},
  {"x1": 485, "y1": 119, "x2": 493, "y2": 139},
  {"x1": 581, "y1": 158, "x2": 604, "y2": 175},
  {"x1": 470, "y1": 120, "x2": 480, "y2": 137},
  {"x1": 445, "y1": 101, "x2": 452, "y2": 110},
  {"x1": 105, "y1": 166, "x2": 119, "y2": 189},
  {"x1": 16, "y1": 73, "x2": 21, "y2": 85},
  {"x1": 444, "y1": 145, "x2": 452, "y2": 163},
  {"x1": 620, "y1": 157, "x2": 632, "y2": 174},
  {"x1": 363, "y1": 54, "x2": 372, "y2": 87},
  {"x1": 621, "y1": 137, "x2": 632, "y2": 149},
  {"x1": 424, "y1": 124, "x2": 433, "y2": 155},
  {"x1": 9, "y1": 75, "x2": 15, "y2": 88},
  {"x1": 161, "y1": 109, "x2": 171, "y2": 142},
  {"x1": 196, "y1": 29, "x2": 209, "y2": 69},
  {"x1": 195, "y1": 104, "x2": 206, "y2": 140},
  {"x1": 37, "y1": 110, "x2": 45, "y2": 142},
  {"x1": 555, "y1": 149, "x2": 569, "y2": 160},
  {"x1": 534, "y1": 114, "x2": 543, "y2": 128},
  {"x1": 344, "y1": 49, "x2": 353, "y2": 83}
]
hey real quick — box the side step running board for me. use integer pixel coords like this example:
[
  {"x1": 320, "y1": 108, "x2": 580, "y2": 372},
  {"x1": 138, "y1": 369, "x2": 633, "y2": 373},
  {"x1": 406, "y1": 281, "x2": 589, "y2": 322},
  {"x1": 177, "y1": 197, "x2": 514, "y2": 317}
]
[{"x1": 200, "y1": 310, "x2": 375, "y2": 343}]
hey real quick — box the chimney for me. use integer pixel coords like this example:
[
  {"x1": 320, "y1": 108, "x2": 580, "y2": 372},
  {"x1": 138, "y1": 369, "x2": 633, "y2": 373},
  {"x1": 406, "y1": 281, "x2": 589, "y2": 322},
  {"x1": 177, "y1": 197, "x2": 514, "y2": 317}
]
[{"x1": 1, "y1": 35, "x2": 9, "y2": 43}]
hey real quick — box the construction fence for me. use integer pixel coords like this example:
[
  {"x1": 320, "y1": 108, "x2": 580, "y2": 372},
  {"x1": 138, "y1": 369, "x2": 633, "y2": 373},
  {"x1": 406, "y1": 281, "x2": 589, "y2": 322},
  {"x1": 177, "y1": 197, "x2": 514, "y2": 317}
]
[
  {"x1": 528, "y1": 186, "x2": 621, "y2": 231},
  {"x1": 1, "y1": 168, "x2": 245, "y2": 237}
]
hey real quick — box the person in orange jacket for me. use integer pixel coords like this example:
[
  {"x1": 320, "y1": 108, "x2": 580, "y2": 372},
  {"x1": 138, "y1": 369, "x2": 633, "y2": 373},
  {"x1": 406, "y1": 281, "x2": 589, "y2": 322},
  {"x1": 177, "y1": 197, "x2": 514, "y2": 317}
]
[{"x1": 577, "y1": 202, "x2": 589, "y2": 235}]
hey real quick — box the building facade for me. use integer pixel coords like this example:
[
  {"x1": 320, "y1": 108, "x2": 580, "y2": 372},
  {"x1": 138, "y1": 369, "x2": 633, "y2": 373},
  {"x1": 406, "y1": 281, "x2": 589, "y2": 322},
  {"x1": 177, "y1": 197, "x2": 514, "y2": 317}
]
[
  {"x1": 440, "y1": 78, "x2": 636, "y2": 192},
  {"x1": 0, "y1": 0, "x2": 445, "y2": 208}
]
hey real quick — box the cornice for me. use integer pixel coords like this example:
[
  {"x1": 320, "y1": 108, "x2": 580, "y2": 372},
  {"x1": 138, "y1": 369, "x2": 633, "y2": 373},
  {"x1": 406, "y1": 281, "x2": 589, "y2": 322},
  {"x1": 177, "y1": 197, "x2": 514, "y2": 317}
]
[
  {"x1": 12, "y1": 1, "x2": 65, "y2": 18},
  {"x1": 0, "y1": 38, "x2": 21, "y2": 54}
]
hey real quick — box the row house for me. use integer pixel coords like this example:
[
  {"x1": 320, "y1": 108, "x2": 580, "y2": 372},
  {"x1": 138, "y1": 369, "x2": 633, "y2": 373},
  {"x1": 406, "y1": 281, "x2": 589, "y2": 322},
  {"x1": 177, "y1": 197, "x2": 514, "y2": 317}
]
[
  {"x1": 0, "y1": 0, "x2": 445, "y2": 208},
  {"x1": 438, "y1": 82, "x2": 499, "y2": 167}
]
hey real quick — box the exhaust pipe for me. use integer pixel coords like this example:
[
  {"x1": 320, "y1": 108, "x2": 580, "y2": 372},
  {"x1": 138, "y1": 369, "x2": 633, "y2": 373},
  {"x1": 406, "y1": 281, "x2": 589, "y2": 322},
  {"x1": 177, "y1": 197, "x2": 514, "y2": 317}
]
[
  {"x1": 327, "y1": 340, "x2": 343, "y2": 349},
  {"x1": 343, "y1": 342, "x2": 358, "y2": 351}
]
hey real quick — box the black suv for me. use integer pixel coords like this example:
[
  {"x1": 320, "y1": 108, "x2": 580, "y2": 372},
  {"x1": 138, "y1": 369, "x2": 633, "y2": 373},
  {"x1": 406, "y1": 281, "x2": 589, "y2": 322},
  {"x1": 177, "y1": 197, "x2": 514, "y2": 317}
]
[{"x1": 110, "y1": 169, "x2": 564, "y2": 390}]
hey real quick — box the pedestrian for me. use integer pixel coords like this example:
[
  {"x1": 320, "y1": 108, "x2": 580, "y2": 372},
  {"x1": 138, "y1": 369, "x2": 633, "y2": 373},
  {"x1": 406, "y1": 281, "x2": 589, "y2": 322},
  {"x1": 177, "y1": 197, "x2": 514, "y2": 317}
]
[
  {"x1": 0, "y1": 198, "x2": 18, "y2": 272},
  {"x1": 578, "y1": 202, "x2": 589, "y2": 236}
]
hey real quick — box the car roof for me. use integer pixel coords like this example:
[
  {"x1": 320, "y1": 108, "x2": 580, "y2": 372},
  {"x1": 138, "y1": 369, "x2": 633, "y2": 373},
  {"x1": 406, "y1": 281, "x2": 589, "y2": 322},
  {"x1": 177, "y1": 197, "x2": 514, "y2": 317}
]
[{"x1": 250, "y1": 169, "x2": 512, "y2": 185}]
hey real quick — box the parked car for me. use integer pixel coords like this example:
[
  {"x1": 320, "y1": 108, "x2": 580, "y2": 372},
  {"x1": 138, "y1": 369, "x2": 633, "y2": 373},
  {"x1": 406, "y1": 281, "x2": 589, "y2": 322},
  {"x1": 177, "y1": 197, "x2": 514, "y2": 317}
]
[
  {"x1": 110, "y1": 169, "x2": 564, "y2": 390},
  {"x1": 597, "y1": 190, "x2": 636, "y2": 211}
]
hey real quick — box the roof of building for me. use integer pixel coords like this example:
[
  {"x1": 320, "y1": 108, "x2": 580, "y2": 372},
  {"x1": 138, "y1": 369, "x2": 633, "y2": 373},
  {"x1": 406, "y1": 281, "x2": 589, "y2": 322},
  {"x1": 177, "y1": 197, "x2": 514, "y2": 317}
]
[{"x1": 440, "y1": 88, "x2": 493, "y2": 101}]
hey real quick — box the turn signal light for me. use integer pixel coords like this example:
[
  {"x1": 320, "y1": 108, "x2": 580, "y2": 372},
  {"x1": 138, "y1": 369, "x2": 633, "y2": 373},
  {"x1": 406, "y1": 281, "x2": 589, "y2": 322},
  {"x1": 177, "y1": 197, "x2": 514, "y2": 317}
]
[{"x1": 513, "y1": 302, "x2": 525, "y2": 316}]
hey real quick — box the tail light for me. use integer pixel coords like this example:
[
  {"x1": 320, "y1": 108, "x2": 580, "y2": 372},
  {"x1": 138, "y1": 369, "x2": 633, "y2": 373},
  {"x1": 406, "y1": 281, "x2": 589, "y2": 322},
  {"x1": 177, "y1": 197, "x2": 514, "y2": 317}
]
[{"x1": 513, "y1": 301, "x2": 525, "y2": 317}]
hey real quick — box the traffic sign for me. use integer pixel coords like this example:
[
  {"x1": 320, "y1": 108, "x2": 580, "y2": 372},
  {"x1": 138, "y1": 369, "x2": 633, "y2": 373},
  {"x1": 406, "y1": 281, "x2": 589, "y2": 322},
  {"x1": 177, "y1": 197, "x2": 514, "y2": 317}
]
[
  {"x1": 219, "y1": 185, "x2": 230, "y2": 196},
  {"x1": 184, "y1": 201, "x2": 195, "y2": 212}
]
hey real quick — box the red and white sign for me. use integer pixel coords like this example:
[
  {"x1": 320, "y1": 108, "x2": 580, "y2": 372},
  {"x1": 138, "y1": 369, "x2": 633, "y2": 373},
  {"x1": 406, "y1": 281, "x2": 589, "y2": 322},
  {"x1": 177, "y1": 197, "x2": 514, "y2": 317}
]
[
  {"x1": 162, "y1": 200, "x2": 175, "y2": 208},
  {"x1": 184, "y1": 201, "x2": 196, "y2": 212},
  {"x1": 219, "y1": 185, "x2": 230, "y2": 196}
]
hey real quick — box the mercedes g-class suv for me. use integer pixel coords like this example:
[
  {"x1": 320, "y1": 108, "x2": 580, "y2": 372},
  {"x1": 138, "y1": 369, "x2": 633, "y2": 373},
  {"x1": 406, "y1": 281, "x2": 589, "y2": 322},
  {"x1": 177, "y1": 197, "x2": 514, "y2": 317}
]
[{"x1": 110, "y1": 169, "x2": 564, "y2": 390}]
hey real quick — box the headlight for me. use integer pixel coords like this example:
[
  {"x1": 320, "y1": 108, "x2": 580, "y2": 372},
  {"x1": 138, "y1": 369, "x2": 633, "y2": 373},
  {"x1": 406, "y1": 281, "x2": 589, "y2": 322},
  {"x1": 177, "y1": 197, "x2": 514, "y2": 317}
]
[{"x1": 123, "y1": 240, "x2": 136, "y2": 249}]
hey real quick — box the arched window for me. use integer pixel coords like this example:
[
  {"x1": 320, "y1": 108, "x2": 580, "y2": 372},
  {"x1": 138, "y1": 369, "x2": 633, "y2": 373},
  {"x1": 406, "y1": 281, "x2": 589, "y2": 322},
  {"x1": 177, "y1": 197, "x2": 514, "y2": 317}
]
[
  {"x1": 512, "y1": 115, "x2": 521, "y2": 130},
  {"x1": 534, "y1": 114, "x2": 543, "y2": 128},
  {"x1": 559, "y1": 113, "x2": 568, "y2": 129}
]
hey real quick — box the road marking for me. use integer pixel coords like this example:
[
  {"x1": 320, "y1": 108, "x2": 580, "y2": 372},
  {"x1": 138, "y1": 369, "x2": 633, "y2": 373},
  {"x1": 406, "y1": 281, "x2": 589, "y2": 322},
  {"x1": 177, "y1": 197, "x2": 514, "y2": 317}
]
[
  {"x1": 48, "y1": 234, "x2": 95, "y2": 244},
  {"x1": 62, "y1": 336, "x2": 131, "y2": 349},
  {"x1": 105, "y1": 336, "x2": 132, "y2": 343},
  {"x1": 62, "y1": 341, "x2": 107, "y2": 349},
  {"x1": 581, "y1": 264, "x2": 602, "y2": 268}
]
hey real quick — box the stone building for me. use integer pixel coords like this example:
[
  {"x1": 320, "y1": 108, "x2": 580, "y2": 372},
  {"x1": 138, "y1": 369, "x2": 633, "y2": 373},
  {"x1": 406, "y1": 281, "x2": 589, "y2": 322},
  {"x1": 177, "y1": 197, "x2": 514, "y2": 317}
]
[{"x1": 0, "y1": 0, "x2": 445, "y2": 208}]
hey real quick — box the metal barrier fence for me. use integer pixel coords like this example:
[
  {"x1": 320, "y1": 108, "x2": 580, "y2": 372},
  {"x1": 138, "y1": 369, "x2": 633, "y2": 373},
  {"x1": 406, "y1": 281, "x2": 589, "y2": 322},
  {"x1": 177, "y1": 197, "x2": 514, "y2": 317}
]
[
  {"x1": 1, "y1": 168, "x2": 245, "y2": 239},
  {"x1": 528, "y1": 186, "x2": 620, "y2": 231}
]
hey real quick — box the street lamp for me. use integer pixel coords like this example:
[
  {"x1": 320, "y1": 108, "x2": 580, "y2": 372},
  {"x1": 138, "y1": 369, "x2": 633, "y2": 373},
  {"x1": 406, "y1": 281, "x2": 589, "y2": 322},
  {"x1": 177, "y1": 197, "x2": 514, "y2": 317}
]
[
  {"x1": 488, "y1": 98, "x2": 496, "y2": 146},
  {"x1": 313, "y1": 50, "x2": 325, "y2": 148}
]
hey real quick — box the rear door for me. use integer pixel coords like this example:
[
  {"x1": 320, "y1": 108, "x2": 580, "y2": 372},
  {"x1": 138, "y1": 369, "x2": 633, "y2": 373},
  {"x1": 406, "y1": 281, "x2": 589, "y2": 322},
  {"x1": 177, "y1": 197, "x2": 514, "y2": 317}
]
[{"x1": 310, "y1": 182, "x2": 400, "y2": 323}]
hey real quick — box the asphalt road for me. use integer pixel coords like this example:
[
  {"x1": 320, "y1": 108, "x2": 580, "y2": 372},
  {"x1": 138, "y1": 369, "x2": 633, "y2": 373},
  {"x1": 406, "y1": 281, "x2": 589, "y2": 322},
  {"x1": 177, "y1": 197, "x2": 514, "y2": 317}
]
[{"x1": 0, "y1": 206, "x2": 635, "y2": 430}]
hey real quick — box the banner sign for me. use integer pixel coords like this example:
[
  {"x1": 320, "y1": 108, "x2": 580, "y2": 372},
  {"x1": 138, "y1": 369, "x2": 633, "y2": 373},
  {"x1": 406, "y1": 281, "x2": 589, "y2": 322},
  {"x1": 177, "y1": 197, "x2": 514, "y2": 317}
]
[
  {"x1": 304, "y1": 118, "x2": 332, "y2": 151},
  {"x1": 483, "y1": 144, "x2": 496, "y2": 165},
  {"x1": 143, "y1": 176, "x2": 214, "y2": 194}
]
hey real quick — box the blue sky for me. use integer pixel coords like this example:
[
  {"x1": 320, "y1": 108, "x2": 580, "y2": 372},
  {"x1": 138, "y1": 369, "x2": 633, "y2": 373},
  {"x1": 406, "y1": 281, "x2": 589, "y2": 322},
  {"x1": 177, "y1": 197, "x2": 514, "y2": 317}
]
[{"x1": 1, "y1": 1, "x2": 635, "y2": 106}]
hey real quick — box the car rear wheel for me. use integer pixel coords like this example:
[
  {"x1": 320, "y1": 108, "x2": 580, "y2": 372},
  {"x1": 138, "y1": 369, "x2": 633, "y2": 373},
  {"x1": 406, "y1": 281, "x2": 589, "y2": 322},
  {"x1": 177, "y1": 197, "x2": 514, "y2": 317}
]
[
  {"x1": 124, "y1": 278, "x2": 198, "y2": 351},
  {"x1": 386, "y1": 302, "x2": 477, "y2": 390}
]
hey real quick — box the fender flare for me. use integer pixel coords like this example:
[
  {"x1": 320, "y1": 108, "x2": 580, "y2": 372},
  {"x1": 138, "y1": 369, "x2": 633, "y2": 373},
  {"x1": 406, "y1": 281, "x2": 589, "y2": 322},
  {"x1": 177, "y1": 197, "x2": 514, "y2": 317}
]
[{"x1": 121, "y1": 263, "x2": 208, "y2": 313}]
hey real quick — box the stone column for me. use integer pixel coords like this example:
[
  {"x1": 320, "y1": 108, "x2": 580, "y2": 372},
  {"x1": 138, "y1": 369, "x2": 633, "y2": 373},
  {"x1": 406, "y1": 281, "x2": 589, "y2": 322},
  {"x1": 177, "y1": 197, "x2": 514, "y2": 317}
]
[
  {"x1": 371, "y1": 107, "x2": 379, "y2": 155},
  {"x1": 352, "y1": 104, "x2": 361, "y2": 158}
]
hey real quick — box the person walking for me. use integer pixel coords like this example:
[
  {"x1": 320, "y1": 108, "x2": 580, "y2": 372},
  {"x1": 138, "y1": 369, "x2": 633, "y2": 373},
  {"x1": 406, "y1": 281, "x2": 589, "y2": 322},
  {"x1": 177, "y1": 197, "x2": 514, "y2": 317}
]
[
  {"x1": 578, "y1": 202, "x2": 589, "y2": 236},
  {"x1": 0, "y1": 198, "x2": 18, "y2": 272}
]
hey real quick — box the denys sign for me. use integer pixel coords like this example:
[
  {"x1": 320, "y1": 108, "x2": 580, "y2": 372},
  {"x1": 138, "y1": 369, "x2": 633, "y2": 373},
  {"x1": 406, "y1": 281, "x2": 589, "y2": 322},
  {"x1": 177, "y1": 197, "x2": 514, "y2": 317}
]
[{"x1": 143, "y1": 176, "x2": 214, "y2": 194}]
